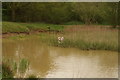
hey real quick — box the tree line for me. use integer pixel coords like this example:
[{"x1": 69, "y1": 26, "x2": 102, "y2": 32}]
[{"x1": 2, "y1": 2, "x2": 119, "y2": 26}]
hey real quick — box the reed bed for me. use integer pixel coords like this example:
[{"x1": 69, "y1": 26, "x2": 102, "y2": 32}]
[{"x1": 40, "y1": 25, "x2": 118, "y2": 51}]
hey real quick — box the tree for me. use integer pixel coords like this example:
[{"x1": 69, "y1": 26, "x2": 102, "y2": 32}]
[
  {"x1": 2, "y1": 2, "x2": 119, "y2": 25},
  {"x1": 4, "y1": 2, "x2": 22, "y2": 21}
]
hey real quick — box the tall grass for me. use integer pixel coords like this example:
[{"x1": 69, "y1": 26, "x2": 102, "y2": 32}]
[
  {"x1": 40, "y1": 25, "x2": 118, "y2": 51},
  {"x1": 19, "y1": 58, "x2": 29, "y2": 78},
  {"x1": 2, "y1": 58, "x2": 29, "y2": 78}
]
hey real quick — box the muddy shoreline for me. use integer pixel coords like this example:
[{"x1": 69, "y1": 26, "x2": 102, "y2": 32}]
[
  {"x1": 2, "y1": 30, "x2": 61, "y2": 38},
  {"x1": 2, "y1": 25, "x2": 118, "y2": 38}
]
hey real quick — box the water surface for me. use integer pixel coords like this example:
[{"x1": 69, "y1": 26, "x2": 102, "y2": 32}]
[{"x1": 3, "y1": 37, "x2": 118, "y2": 78}]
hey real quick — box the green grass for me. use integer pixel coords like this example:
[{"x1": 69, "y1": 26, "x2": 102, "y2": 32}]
[
  {"x1": 39, "y1": 26, "x2": 118, "y2": 51},
  {"x1": 2, "y1": 22, "x2": 64, "y2": 33},
  {"x1": 21, "y1": 23, "x2": 64, "y2": 31},
  {"x1": 62, "y1": 21, "x2": 84, "y2": 25},
  {"x1": 2, "y1": 22, "x2": 29, "y2": 33},
  {"x1": 50, "y1": 39, "x2": 118, "y2": 51}
]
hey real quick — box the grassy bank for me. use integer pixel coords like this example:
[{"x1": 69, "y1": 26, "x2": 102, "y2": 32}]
[
  {"x1": 2, "y1": 22, "x2": 118, "y2": 51},
  {"x1": 2, "y1": 22, "x2": 64, "y2": 33}
]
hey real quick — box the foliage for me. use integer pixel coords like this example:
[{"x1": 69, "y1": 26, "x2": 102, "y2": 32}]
[{"x1": 2, "y1": 2, "x2": 119, "y2": 26}]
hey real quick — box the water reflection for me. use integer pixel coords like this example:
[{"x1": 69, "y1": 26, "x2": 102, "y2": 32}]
[{"x1": 3, "y1": 37, "x2": 118, "y2": 78}]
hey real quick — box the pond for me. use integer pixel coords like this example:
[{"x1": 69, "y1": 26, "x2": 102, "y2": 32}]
[{"x1": 2, "y1": 36, "x2": 118, "y2": 78}]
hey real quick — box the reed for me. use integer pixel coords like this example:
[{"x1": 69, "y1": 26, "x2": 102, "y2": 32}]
[
  {"x1": 40, "y1": 25, "x2": 118, "y2": 51},
  {"x1": 2, "y1": 58, "x2": 30, "y2": 78}
]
